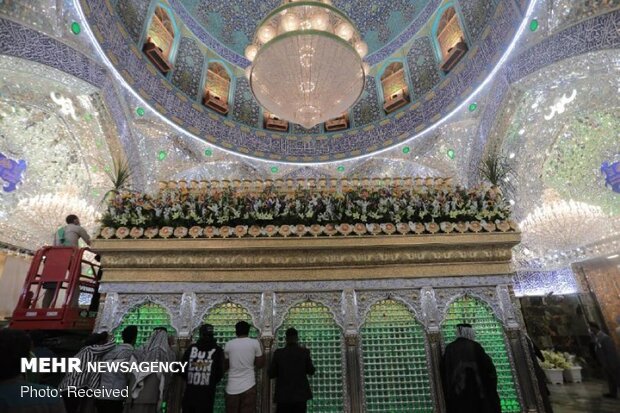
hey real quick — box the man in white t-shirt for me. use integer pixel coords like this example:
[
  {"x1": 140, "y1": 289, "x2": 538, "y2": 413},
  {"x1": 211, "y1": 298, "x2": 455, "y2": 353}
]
[{"x1": 224, "y1": 321, "x2": 264, "y2": 413}]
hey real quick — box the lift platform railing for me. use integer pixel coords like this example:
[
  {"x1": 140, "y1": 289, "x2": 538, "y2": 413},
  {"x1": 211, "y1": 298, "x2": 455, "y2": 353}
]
[{"x1": 10, "y1": 247, "x2": 101, "y2": 330}]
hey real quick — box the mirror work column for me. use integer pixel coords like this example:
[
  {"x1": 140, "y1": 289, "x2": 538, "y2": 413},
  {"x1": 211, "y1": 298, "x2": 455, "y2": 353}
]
[
  {"x1": 343, "y1": 289, "x2": 363, "y2": 413},
  {"x1": 497, "y1": 285, "x2": 545, "y2": 413},
  {"x1": 421, "y1": 287, "x2": 447, "y2": 413},
  {"x1": 259, "y1": 291, "x2": 276, "y2": 413}
]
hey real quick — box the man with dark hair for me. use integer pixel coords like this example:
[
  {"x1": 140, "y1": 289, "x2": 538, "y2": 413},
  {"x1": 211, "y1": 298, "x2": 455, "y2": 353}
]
[
  {"x1": 0, "y1": 329, "x2": 66, "y2": 412},
  {"x1": 589, "y1": 322, "x2": 620, "y2": 398},
  {"x1": 44, "y1": 214, "x2": 93, "y2": 309},
  {"x1": 224, "y1": 321, "x2": 264, "y2": 413},
  {"x1": 441, "y1": 323, "x2": 501, "y2": 413},
  {"x1": 53, "y1": 214, "x2": 92, "y2": 247},
  {"x1": 95, "y1": 326, "x2": 138, "y2": 413},
  {"x1": 269, "y1": 328, "x2": 315, "y2": 413},
  {"x1": 181, "y1": 324, "x2": 224, "y2": 413}
]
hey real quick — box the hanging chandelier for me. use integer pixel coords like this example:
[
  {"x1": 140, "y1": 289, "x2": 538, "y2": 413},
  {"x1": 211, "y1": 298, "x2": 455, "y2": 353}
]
[
  {"x1": 245, "y1": 0, "x2": 369, "y2": 129},
  {"x1": 13, "y1": 186, "x2": 100, "y2": 246},
  {"x1": 519, "y1": 197, "x2": 609, "y2": 253}
]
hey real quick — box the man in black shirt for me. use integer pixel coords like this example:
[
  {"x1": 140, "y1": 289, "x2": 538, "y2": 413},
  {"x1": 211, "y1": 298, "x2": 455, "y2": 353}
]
[
  {"x1": 269, "y1": 328, "x2": 316, "y2": 413},
  {"x1": 181, "y1": 324, "x2": 225, "y2": 413}
]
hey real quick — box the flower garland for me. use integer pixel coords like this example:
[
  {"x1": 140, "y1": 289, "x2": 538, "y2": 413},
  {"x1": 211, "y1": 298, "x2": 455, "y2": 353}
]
[{"x1": 98, "y1": 184, "x2": 513, "y2": 238}]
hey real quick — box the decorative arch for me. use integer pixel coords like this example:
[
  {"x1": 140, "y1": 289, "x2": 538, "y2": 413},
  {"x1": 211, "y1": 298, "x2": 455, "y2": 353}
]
[
  {"x1": 231, "y1": 77, "x2": 261, "y2": 128},
  {"x1": 116, "y1": 0, "x2": 150, "y2": 44},
  {"x1": 360, "y1": 298, "x2": 434, "y2": 412},
  {"x1": 196, "y1": 301, "x2": 259, "y2": 340},
  {"x1": 193, "y1": 296, "x2": 261, "y2": 333},
  {"x1": 276, "y1": 300, "x2": 345, "y2": 413},
  {"x1": 378, "y1": 60, "x2": 410, "y2": 114},
  {"x1": 432, "y1": 3, "x2": 468, "y2": 73},
  {"x1": 142, "y1": 3, "x2": 180, "y2": 75},
  {"x1": 203, "y1": 61, "x2": 232, "y2": 115},
  {"x1": 274, "y1": 293, "x2": 345, "y2": 332},
  {"x1": 358, "y1": 292, "x2": 424, "y2": 328},
  {"x1": 113, "y1": 301, "x2": 176, "y2": 346},
  {"x1": 438, "y1": 290, "x2": 502, "y2": 322},
  {"x1": 441, "y1": 296, "x2": 521, "y2": 413},
  {"x1": 109, "y1": 294, "x2": 181, "y2": 332}
]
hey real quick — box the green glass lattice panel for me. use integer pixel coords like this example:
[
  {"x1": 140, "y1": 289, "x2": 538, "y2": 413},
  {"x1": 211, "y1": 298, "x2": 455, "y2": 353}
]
[
  {"x1": 361, "y1": 299, "x2": 433, "y2": 413},
  {"x1": 114, "y1": 302, "x2": 175, "y2": 347},
  {"x1": 200, "y1": 302, "x2": 258, "y2": 413},
  {"x1": 276, "y1": 301, "x2": 344, "y2": 413},
  {"x1": 442, "y1": 297, "x2": 521, "y2": 413}
]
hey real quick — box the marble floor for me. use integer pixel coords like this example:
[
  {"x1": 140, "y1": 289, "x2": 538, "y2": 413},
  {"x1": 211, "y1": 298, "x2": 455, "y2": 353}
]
[{"x1": 549, "y1": 380, "x2": 620, "y2": 413}]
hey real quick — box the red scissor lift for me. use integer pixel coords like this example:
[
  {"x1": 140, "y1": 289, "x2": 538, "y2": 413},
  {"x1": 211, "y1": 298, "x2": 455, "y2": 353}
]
[{"x1": 10, "y1": 247, "x2": 101, "y2": 334}]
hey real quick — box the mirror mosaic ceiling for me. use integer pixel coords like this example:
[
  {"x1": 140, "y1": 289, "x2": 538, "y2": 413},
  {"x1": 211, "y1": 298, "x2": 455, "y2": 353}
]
[
  {"x1": 0, "y1": 56, "x2": 116, "y2": 249},
  {"x1": 0, "y1": 0, "x2": 618, "y2": 276}
]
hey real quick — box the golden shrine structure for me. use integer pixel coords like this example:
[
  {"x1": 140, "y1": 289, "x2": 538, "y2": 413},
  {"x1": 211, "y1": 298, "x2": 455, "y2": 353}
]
[{"x1": 93, "y1": 178, "x2": 545, "y2": 413}]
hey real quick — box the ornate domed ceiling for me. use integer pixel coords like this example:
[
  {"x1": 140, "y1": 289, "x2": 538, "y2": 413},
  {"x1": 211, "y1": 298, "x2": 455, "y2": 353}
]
[
  {"x1": 80, "y1": 0, "x2": 516, "y2": 162},
  {"x1": 176, "y1": 0, "x2": 433, "y2": 59},
  {"x1": 1, "y1": 0, "x2": 619, "y2": 270}
]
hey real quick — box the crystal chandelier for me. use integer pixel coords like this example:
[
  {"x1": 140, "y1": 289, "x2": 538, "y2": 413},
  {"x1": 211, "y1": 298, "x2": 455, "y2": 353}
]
[
  {"x1": 519, "y1": 192, "x2": 610, "y2": 253},
  {"x1": 245, "y1": 0, "x2": 369, "y2": 129},
  {"x1": 14, "y1": 185, "x2": 100, "y2": 247}
]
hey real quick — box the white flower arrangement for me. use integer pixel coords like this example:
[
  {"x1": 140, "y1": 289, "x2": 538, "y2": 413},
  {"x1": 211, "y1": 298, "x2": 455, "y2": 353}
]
[{"x1": 97, "y1": 183, "x2": 514, "y2": 239}]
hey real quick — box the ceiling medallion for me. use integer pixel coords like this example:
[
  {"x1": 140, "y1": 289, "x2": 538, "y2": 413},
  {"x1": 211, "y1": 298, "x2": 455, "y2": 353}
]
[{"x1": 245, "y1": 0, "x2": 369, "y2": 129}]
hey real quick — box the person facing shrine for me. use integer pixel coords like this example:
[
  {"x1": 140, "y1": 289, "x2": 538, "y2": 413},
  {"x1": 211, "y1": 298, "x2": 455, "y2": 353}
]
[
  {"x1": 95, "y1": 325, "x2": 138, "y2": 413},
  {"x1": 224, "y1": 321, "x2": 264, "y2": 413},
  {"x1": 268, "y1": 327, "x2": 316, "y2": 413},
  {"x1": 180, "y1": 323, "x2": 224, "y2": 413},
  {"x1": 124, "y1": 327, "x2": 176, "y2": 413},
  {"x1": 440, "y1": 323, "x2": 501, "y2": 413}
]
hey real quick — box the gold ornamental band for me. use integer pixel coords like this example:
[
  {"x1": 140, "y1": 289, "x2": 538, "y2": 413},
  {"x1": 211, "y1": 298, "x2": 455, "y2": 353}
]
[{"x1": 94, "y1": 232, "x2": 519, "y2": 283}]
